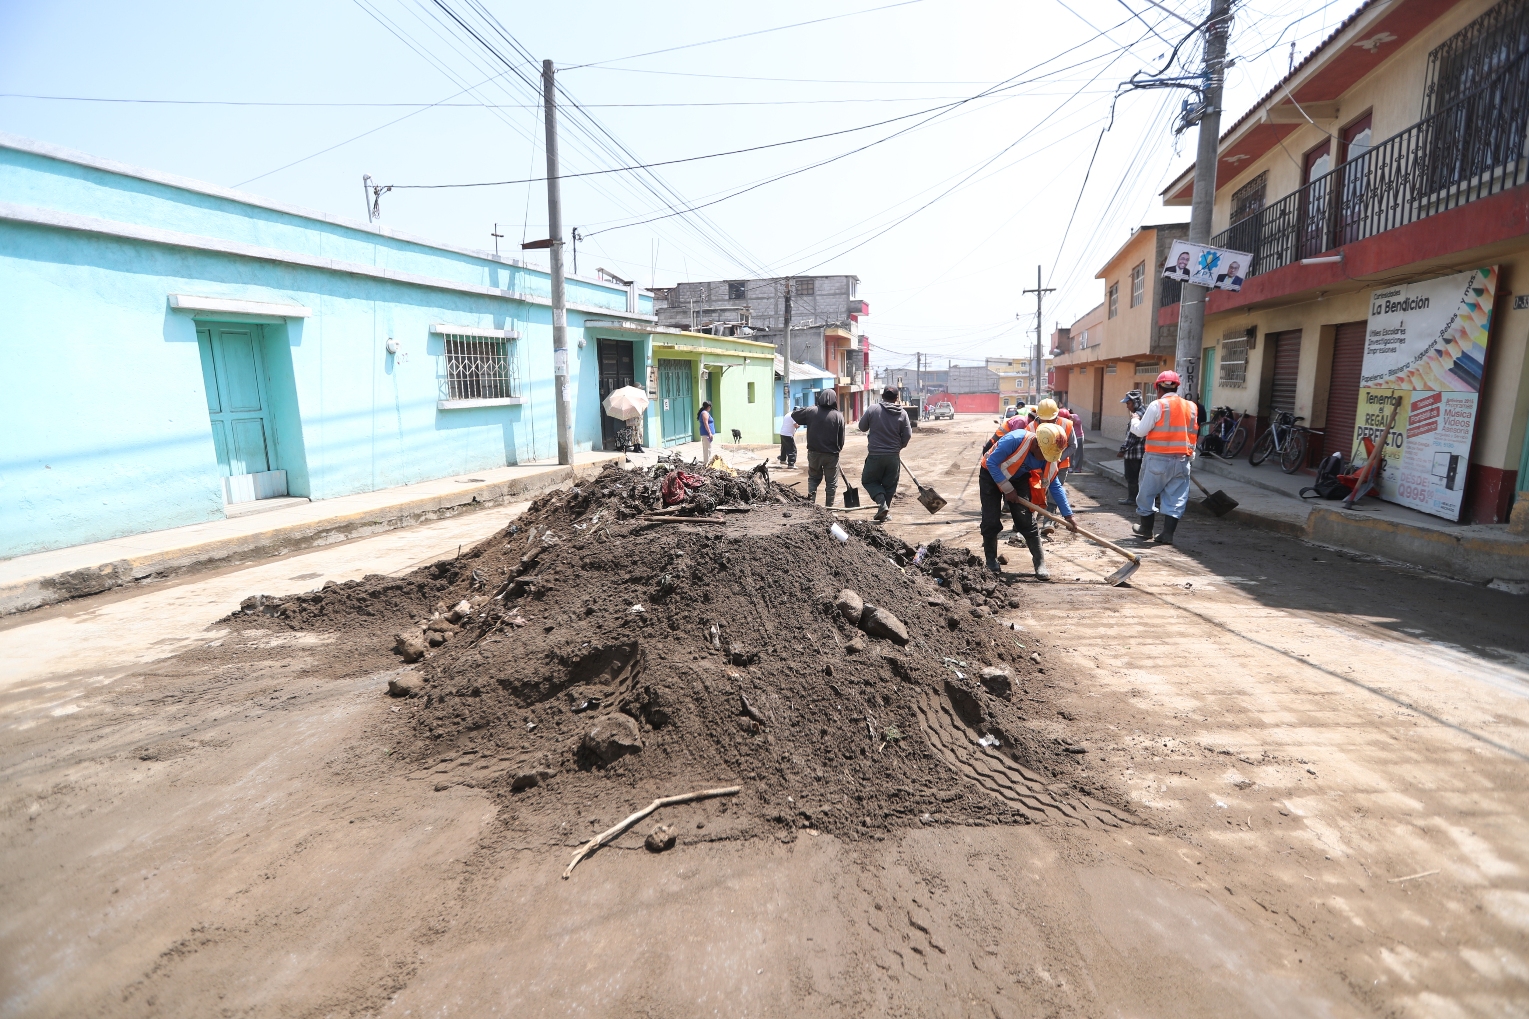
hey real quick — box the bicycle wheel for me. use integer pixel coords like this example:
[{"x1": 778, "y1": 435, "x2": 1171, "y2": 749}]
[
  {"x1": 1249, "y1": 429, "x2": 1274, "y2": 466},
  {"x1": 1280, "y1": 430, "x2": 1308, "y2": 473},
  {"x1": 1225, "y1": 425, "x2": 1248, "y2": 459}
]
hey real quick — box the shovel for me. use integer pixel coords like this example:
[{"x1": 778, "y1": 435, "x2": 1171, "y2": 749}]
[
  {"x1": 1013, "y1": 496, "x2": 1141, "y2": 587},
  {"x1": 1190, "y1": 474, "x2": 1238, "y2": 516},
  {"x1": 838, "y1": 467, "x2": 862, "y2": 509},
  {"x1": 901, "y1": 462, "x2": 947, "y2": 514}
]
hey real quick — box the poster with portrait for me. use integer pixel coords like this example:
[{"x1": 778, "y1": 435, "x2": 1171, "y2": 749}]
[
  {"x1": 1350, "y1": 266, "x2": 1497, "y2": 521},
  {"x1": 1160, "y1": 240, "x2": 1253, "y2": 292}
]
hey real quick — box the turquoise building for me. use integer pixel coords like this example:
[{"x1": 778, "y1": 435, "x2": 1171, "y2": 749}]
[{"x1": 0, "y1": 134, "x2": 658, "y2": 558}]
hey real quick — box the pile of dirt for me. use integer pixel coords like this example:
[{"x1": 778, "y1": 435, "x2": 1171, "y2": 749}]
[{"x1": 229, "y1": 459, "x2": 1125, "y2": 842}]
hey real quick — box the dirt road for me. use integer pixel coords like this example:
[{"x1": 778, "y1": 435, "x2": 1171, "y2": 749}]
[{"x1": 4, "y1": 414, "x2": 1527, "y2": 1018}]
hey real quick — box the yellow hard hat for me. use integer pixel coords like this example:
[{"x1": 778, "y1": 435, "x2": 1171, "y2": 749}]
[
  {"x1": 1034, "y1": 422, "x2": 1067, "y2": 462},
  {"x1": 1035, "y1": 398, "x2": 1060, "y2": 421}
]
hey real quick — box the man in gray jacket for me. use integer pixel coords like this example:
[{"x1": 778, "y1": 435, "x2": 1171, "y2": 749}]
[
  {"x1": 790, "y1": 388, "x2": 846, "y2": 505},
  {"x1": 858, "y1": 387, "x2": 912, "y2": 522}
]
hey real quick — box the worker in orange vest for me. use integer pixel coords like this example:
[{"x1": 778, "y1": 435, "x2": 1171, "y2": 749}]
[
  {"x1": 1130, "y1": 370, "x2": 1199, "y2": 545},
  {"x1": 1031, "y1": 399, "x2": 1073, "y2": 536},
  {"x1": 980, "y1": 407, "x2": 1031, "y2": 534}
]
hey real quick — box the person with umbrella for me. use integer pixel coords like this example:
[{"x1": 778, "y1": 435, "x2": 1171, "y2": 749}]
[{"x1": 602, "y1": 386, "x2": 649, "y2": 452}]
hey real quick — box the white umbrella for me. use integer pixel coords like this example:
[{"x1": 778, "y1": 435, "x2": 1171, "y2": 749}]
[{"x1": 602, "y1": 385, "x2": 649, "y2": 420}]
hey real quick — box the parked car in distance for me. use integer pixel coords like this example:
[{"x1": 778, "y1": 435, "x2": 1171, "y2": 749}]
[{"x1": 930, "y1": 402, "x2": 955, "y2": 420}]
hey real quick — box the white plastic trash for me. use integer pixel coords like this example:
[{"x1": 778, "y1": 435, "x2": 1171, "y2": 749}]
[{"x1": 829, "y1": 523, "x2": 849, "y2": 543}]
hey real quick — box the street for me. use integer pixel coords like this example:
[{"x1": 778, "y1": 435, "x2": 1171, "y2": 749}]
[{"x1": 3, "y1": 413, "x2": 1527, "y2": 1018}]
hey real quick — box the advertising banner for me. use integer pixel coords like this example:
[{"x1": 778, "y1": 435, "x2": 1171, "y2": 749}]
[
  {"x1": 1161, "y1": 239, "x2": 1254, "y2": 292},
  {"x1": 1351, "y1": 266, "x2": 1497, "y2": 521}
]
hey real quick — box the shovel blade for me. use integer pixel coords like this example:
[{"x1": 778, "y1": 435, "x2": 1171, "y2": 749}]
[
  {"x1": 917, "y1": 487, "x2": 947, "y2": 514},
  {"x1": 1106, "y1": 558, "x2": 1140, "y2": 587},
  {"x1": 842, "y1": 486, "x2": 862, "y2": 509},
  {"x1": 1204, "y1": 490, "x2": 1238, "y2": 516}
]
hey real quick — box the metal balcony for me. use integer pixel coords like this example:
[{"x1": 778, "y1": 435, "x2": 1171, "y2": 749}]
[{"x1": 1212, "y1": 46, "x2": 1529, "y2": 279}]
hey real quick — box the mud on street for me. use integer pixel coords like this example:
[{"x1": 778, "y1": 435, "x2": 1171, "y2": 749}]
[{"x1": 3, "y1": 413, "x2": 1527, "y2": 1019}]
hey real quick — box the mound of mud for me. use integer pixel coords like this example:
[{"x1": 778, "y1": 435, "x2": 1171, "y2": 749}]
[{"x1": 232, "y1": 460, "x2": 1127, "y2": 841}]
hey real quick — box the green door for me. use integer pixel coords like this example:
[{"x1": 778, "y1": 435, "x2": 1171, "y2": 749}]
[
  {"x1": 198, "y1": 326, "x2": 274, "y2": 479},
  {"x1": 658, "y1": 359, "x2": 694, "y2": 447},
  {"x1": 1201, "y1": 346, "x2": 1216, "y2": 419}
]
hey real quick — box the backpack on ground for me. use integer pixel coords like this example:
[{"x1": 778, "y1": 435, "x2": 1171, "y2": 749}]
[{"x1": 1300, "y1": 452, "x2": 1348, "y2": 500}]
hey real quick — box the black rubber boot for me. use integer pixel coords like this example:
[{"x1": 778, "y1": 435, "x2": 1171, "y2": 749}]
[
  {"x1": 1154, "y1": 515, "x2": 1179, "y2": 545},
  {"x1": 1133, "y1": 513, "x2": 1155, "y2": 539},
  {"x1": 983, "y1": 535, "x2": 1001, "y2": 574},
  {"x1": 826, "y1": 491, "x2": 836, "y2": 508}
]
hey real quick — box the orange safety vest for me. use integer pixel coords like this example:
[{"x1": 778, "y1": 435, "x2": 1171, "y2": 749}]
[
  {"x1": 993, "y1": 431, "x2": 1059, "y2": 504},
  {"x1": 1053, "y1": 416, "x2": 1075, "y2": 469},
  {"x1": 1143, "y1": 394, "x2": 1198, "y2": 456},
  {"x1": 979, "y1": 416, "x2": 1029, "y2": 469}
]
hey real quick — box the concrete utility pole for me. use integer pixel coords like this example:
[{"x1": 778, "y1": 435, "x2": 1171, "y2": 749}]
[
  {"x1": 543, "y1": 59, "x2": 573, "y2": 466},
  {"x1": 780, "y1": 279, "x2": 793, "y2": 425},
  {"x1": 1023, "y1": 266, "x2": 1054, "y2": 402},
  {"x1": 1173, "y1": 0, "x2": 1233, "y2": 403}
]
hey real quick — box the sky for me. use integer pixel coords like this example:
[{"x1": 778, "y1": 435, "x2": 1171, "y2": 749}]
[{"x1": 0, "y1": 0, "x2": 1356, "y2": 371}]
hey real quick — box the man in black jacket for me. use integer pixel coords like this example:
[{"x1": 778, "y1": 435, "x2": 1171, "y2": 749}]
[
  {"x1": 790, "y1": 388, "x2": 846, "y2": 505},
  {"x1": 858, "y1": 387, "x2": 912, "y2": 522}
]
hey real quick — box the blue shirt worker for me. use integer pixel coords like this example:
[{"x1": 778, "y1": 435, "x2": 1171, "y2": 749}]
[
  {"x1": 1130, "y1": 370, "x2": 1198, "y2": 546},
  {"x1": 981, "y1": 422, "x2": 1076, "y2": 579}
]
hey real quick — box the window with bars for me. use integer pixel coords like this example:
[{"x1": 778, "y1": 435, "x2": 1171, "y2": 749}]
[
  {"x1": 1231, "y1": 172, "x2": 1268, "y2": 223},
  {"x1": 1219, "y1": 338, "x2": 1247, "y2": 386},
  {"x1": 442, "y1": 335, "x2": 519, "y2": 401},
  {"x1": 1134, "y1": 361, "x2": 1161, "y2": 375},
  {"x1": 1130, "y1": 262, "x2": 1146, "y2": 307},
  {"x1": 1422, "y1": 0, "x2": 1529, "y2": 116},
  {"x1": 794, "y1": 278, "x2": 815, "y2": 296},
  {"x1": 727, "y1": 280, "x2": 747, "y2": 300},
  {"x1": 1108, "y1": 283, "x2": 1120, "y2": 318}
]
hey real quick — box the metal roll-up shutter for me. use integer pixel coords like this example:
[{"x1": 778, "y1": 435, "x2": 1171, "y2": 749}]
[
  {"x1": 1269, "y1": 330, "x2": 1302, "y2": 416},
  {"x1": 1322, "y1": 322, "x2": 1367, "y2": 460}
]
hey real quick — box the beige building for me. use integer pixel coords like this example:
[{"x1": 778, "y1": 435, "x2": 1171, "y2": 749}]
[
  {"x1": 1158, "y1": 0, "x2": 1529, "y2": 526},
  {"x1": 1051, "y1": 224, "x2": 1188, "y2": 438}
]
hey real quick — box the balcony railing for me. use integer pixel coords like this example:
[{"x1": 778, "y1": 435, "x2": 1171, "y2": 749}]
[{"x1": 1213, "y1": 45, "x2": 1529, "y2": 279}]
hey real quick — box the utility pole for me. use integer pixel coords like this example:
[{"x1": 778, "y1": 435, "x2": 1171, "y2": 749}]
[
  {"x1": 1023, "y1": 266, "x2": 1055, "y2": 402},
  {"x1": 543, "y1": 59, "x2": 573, "y2": 466},
  {"x1": 1174, "y1": 0, "x2": 1233, "y2": 405},
  {"x1": 780, "y1": 279, "x2": 793, "y2": 426}
]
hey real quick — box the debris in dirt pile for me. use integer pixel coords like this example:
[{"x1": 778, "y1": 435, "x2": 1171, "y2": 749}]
[
  {"x1": 223, "y1": 461, "x2": 1121, "y2": 841},
  {"x1": 645, "y1": 824, "x2": 677, "y2": 852}
]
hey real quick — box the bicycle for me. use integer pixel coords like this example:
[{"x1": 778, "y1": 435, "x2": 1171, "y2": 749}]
[
  {"x1": 1249, "y1": 411, "x2": 1322, "y2": 473},
  {"x1": 1197, "y1": 406, "x2": 1252, "y2": 460}
]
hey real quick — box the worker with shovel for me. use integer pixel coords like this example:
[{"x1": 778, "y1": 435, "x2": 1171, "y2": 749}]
[
  {"x1": 858, "y1": 386, "x2": 912, "y2": 522},
  {"x1": 981, "y1": 422, "x2": 1076, "y2": 579},
  {"x1": 790, "y1": 388, "x2": 846, "y2": 506},
  {"x1": 1130, "y1": 370, "x2": 1199, "y2": 545}
]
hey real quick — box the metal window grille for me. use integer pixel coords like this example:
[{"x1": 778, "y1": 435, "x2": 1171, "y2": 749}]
[
  {"x1": 1105, "y1": 363, "x2": 1117, "y2": 374},
  {"x1": 794, "y1": 278, "x2": 815, "y2": 296},
  {"x1": 1134, "y1": 361, "x2": 1161, "y2": 375},
  {"x1": 1422, "y1": 0, "x2": 1529, "y2": 116},
  {"x1": 442, "y1": 335, "x2": 518, "y2": 401},
  {"x1": 1130, "y1": 262, "x2": 1146, "y2": 307},
  {"x1": 1108, "y1": 283, "x2": 1120, "y2": 318},
  {"x1": 1219, "y1": 339, "x2": 1247, "y2": 386},
  {"x1": 1213, "y1": 42, "x2": 1529, "y2": 279},
  {"x1": 727, "y1": 280, "x2": 746, "y2": 300},
  {"x1": 1231, "y1": 171, "x2": 1268, "y2": 222}
]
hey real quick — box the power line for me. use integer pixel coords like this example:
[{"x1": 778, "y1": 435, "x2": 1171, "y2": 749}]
[
  {"x1": 561, "y1": 0, "x2": 927, "y2": 70},
  {"x1": 0, "y1": 92, "x2": 1009, "y2": 109}
]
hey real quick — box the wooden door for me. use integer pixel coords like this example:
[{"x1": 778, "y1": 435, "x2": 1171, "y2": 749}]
[
  {"x1": 198, "y1": 326, "x2": 273, "y2": 483},
  {"x1": 657, "y1": 358, "x2": 694, "y2": 447},
  {"x1": 1321, "y1": 322, "x2": 1367, "y2": 460}
]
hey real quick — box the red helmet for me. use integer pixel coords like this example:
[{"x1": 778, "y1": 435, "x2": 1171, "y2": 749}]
[{"x1": 1155, "y1": 370, "x2": 1181, "y2": 388}]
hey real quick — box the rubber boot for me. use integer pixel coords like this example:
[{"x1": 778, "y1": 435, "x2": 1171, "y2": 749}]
[
  {"x1": 1133, "y1": 513, "x2": 1155, "y2": 539},
  {"x1": 1154, "y1": 515, "x2": 1179, "y2": 546},
  {"x1": 873, "y1": 500, "x2": 890, "y2": 522},
  {"x1": 826, "y1": 491, "x2": 836, "y2": 508},
  {"x1": 1032, "y1": 550, "x2": 1050, "y2": 580},
  {"x1": 983, "y1": 535, "x2": 1001, "y2": 575}
]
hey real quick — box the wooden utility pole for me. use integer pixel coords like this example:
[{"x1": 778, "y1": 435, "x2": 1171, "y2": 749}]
[
  {"x1": 780, "y1": 279, "x2": 793, "y2": 424},
  {"x1": 1023, "y1": 266, "x2": 1054, "y2": 401},
  {"x1": 543, "y1": 59, "x2": 573, "y2": 466},
  {"x1": 1173, "y1": 0, "x2": 1233, "y2": 403}
]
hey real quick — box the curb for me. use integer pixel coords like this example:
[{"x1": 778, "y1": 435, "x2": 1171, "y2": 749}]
[
  {"x1": 1084, "y1": 457, "x2": 1529, "y2": 586},
  {"x1": 1, "y1": 456, "x2": 621, "y2": 617}
]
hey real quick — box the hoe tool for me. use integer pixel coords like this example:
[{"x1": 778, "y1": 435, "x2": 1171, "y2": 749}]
[{"x1": 1013, "y1": 496, "x2": 1141, "y2": 586}]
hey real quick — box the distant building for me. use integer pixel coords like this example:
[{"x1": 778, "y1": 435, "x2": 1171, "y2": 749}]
[{"x1": 650, "y1": 276, "x2": 873, "y2": 420}]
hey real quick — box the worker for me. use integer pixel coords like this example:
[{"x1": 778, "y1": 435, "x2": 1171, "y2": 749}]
[
  {"x1": 1031, "y1": 399, "x2": 1074, "y2": 536},
  {"x1": 981, "y1": 408, "x2": 1031, "y2": 533},
  {"x1": 778, "y1": 408, "x2": 801, "y2": 468},
  {"x1": 790, "y1": 388, "x2": 846, "y2": 506},
  {"x1": 981, "y1": 422, "x2": 1076, "y2": 579},
  {"x1": 858, "y1": 386, "x2": 912, "y2": 522},
  {"x1": 1116, "y1": 390, "x2": 1146, "y2": 505},
  {"x1": 1131, "y1": 370, "x2": 1199, "y2": 545}
]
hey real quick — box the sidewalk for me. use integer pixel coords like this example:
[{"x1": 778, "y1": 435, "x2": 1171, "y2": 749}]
[
  {"x1": 0, "y1": 453, "x2": 622, "y2": 616},
  {"x1": 1080, "y1": 439, "x2": 1529, "y2": 589}
]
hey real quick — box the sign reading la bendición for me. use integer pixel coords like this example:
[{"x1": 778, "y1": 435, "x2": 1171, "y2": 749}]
[{"x1": 1351, "y1": 266, "x2": 1497, "y2": 521}]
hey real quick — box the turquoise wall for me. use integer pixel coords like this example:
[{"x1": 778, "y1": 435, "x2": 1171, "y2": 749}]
[{"x1": 0, "y1": 140, "x2": 652, "y2": 558}]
